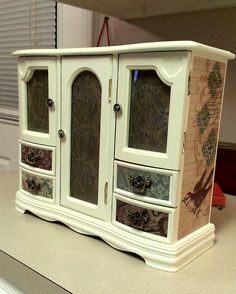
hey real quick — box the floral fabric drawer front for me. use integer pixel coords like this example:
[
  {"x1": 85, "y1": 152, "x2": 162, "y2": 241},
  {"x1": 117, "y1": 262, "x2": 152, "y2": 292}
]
[
  {"x1": 116, "y1": 199, "x2": 169, "y2": 237},
  {"x1": 116, "y1": 165, "x2": 170, "y2": 201},
  {"x1": 21, "y1": 144, "x2": 52, "y2": 171},
  {"x1": 21, "y1": 170, "x2": 53, "y2": 199}
]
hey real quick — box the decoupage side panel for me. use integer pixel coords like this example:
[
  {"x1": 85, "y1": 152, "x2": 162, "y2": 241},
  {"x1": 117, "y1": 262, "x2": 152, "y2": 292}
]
[{"x1": 178, "y1": 56, "x2": 226, "y2": 240}]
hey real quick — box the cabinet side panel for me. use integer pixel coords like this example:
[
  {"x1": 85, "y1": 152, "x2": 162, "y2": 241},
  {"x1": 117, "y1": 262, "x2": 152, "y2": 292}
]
[{"x1": 178, "y1": 56, "x2": 226, "y2": 240}]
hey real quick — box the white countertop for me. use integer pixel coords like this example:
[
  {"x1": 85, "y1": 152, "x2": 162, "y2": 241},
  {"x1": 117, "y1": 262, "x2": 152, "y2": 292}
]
[{"x1": 0, "y1": 171, "x2": 236, "y2": 294}]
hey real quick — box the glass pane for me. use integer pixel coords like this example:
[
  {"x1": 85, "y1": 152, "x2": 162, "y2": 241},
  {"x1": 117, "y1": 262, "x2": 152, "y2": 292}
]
[
  {"x1": 70, "y1": 71, "x2": 101, "y2": 205},
  {"x1": 27, "y1": 70, "x2": 49, "y2": 133},
  {"x1": 128, "y1": 70, "x2": 171, "y2": 153}
]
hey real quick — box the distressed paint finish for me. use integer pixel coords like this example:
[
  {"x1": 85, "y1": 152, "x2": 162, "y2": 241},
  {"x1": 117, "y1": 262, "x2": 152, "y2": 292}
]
[
  {"x1": 27, "y1": 70, "x2": 49, "y2": 133},
  {"x1": 116, "y1": 199, "x2": 169, "y2": 237},
  {"x1": 178, "y1": 57, "x2": 226, "y2": 240},
  {"x1": 117, "y1": 165, "x2": 170, "y2": 200},
  {"x1": 21, "y1": 171, "x2": 53, "y2": 199},
  {"x1": 21, "y1": 144, "x2": 52, "y2": 171}
]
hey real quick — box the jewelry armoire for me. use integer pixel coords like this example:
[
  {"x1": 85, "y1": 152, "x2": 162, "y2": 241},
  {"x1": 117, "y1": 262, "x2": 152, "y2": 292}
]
[{"x1": 14, "y1": 41, "x2": 234, "y2": 271}]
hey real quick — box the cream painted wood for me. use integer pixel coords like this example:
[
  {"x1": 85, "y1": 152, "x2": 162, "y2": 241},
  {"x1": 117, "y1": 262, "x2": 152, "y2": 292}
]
[
  {"x1": 60, "y1": 56, "x2": 113, "y2": 220},
  {"x1": 19, "y1": 140, "x2": 56, "y2": 176},
  {"x1": 15, "y1": 190, "x2": 215, "y2": 272},
  {"x1": 18, "y1": 57, "x2": 57, "y2": 146},
  {"x1": 13, "y1": 41, "x2": 235, "y2": 61},
  {"x1": 115, "y1": 51, "x2": 190, "y2": 170},
  {"x1": 113, "y1": 193, "x2": 178, "y2": 244},
  {"x1": 114, "y1": 161, "x2": 180, "y2": 207}
]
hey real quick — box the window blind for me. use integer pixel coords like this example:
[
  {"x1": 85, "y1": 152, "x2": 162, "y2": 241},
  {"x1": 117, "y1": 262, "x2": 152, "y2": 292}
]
[{"x1": 0, "y1": 0, "x2": 56, "y2": 116}]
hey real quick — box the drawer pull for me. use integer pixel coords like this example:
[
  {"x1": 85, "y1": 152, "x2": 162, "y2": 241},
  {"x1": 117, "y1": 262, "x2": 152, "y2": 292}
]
[
  {"x1": 26, "y1": 179, "x2": 41, "y2": 192},
  {"x1": 128, "y1": 175, "x2": 152, "y2": 194},
  {"x1": 127, "y1": 209, "x2": 150, "y2": 228},
  {"x1": 27, "y1": 150, "x2": 39, "y2": 165}
]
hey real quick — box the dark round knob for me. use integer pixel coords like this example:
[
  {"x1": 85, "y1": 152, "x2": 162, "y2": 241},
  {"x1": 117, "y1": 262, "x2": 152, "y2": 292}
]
[
  {"x1": 27, "y1": 151, "x2": 39, "y2": 165},
  {"x1": 127, "y1": 209, "x2": 150, "y2": 228},
  {"x1": 58, "y1": 129, "x2": 65, "y2": 139},
  {"x1": 27, "y1": 151, "x2": 35, "y2": 163},
  {"x1": 47, "y1": 98, "x2": 54, "y2": 107},
  {"x1": 113, "y1": 103, "x2": 122, "y2": 114}
]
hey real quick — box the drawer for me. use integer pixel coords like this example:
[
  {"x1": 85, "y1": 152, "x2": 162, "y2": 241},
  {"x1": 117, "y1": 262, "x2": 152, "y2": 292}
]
[
  {"x1": 114, "y1": 161, "x2": 179, "y2": 207},
  {"x1": 20, "y1": 168, "x2": 55, "y2": 202},
  {"x1": 113, "y1": 193, "x2": 177, "y2": 243},
  {"x1": 20, "y1": 141, "x2": 55, "y2": 175}
]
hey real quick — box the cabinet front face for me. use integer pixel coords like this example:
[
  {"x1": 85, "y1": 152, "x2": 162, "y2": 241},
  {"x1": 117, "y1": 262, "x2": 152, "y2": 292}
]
[
  {"x1": 18, "y1": 58, "x2": 57, "y2": 146},
  {"x1": 60, "y1": 56, "x2": 113, "y2": 220},
  {"x1": 115, "y1": 52, "x2": 190, "y2": 170}
]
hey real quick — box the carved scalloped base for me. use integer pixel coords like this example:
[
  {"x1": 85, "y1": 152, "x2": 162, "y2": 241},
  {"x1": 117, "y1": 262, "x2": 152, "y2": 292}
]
[{"x1": 15, "y1": 191, "x2": 215, "y2": 272}]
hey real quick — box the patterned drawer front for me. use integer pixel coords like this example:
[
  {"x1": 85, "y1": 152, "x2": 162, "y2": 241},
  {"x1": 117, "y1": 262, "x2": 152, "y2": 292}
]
[
  {"x1": 116, "y1": 164, "x2": 171, "y2": 201},
  {"x1": 21, "y1": 144, "x2": 52, "y2": 171},
  {"x1": 21, "y1": 170, "x2": 53, "y2": 199},
  {"x1": 116, "y1": 199, "x2": 169, "y2": 237}
]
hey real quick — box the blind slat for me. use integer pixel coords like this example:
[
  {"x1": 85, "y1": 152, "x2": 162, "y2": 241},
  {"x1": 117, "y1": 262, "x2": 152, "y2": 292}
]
[{"x1": 0, "y1": 0, "x2": 56, "y2": 110}]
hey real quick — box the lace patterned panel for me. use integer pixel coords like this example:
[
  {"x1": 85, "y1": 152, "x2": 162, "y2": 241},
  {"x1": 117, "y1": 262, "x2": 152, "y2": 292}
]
[
  {"x1": 27, "y1": 70, "x2": 49, "y2": 133},
  {"x1": 70, "y1": 71, "x2": 101, "y2": 205},
  {"x1": 128, "y1": 70, "x2": 171, "y2": 153}
]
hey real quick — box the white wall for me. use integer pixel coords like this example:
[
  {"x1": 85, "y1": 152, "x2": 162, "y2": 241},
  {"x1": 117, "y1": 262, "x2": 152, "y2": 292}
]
[
  {"x1": 100, "y1": 8, "x2": 236, "y2": 143},
  {"x1": 57, "y1": 3, "x2": 94, "y2": 48}
]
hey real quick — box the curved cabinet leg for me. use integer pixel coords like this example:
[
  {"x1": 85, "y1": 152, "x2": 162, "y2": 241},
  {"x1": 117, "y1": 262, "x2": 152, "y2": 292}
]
[{"x1": 16, "y1": 205, "x2": 26, "y2": 215}]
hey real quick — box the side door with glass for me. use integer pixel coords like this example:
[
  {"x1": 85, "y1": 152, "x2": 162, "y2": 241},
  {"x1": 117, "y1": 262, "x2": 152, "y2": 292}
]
[
  {"x1": 18, "y1": 58, "x2": 57, "y2": 146},
  {"x1": 115, "y1": 51, "x2": 190, "y2": 171},
  {"x1": 60, "y1": 56, "x2": 113, "y2": 221}
]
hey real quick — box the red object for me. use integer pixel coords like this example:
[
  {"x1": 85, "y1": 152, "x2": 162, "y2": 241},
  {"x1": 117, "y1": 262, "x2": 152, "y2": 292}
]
[
  {"x1": 212, "y1": 182, "x2": 226, "y2": 209},
  {"x1": 97, "y1": 17, "x2": 111, "y2": 47},
  {"x1": 215, "y1": 144, "x2": 236, "y2": 195}
]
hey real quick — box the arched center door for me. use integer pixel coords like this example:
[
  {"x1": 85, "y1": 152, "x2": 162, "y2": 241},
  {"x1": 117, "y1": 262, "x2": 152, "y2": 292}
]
[{"x1": 60, "y1": 56, "x2": 112, "y2": 220}]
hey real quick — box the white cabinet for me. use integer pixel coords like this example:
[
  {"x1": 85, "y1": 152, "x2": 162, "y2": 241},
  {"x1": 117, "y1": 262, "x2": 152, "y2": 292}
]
[{"x1": 14, "y1": 41, "x2": 234, "y2": 271}]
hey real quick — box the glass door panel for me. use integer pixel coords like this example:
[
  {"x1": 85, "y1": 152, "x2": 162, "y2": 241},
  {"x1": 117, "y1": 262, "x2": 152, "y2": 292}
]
[
  {"x1": 115, "y1": 52, "x2": 190, "y2": 170},
  {"x1": 27, "y1": 70, "x2": 49, "y2": 133},
  {"x1": 60, "y1": 56, "x2": 113, "y2": 221},
  {"x1": 18, "y1": 57, "x2": 57, "y2": 146},
  {"x1": 70, "y1": 71, "x2": 101, "y2": 205},
  {"x1": 129, "y1": 69, "x2": 170, "y2": 153}
]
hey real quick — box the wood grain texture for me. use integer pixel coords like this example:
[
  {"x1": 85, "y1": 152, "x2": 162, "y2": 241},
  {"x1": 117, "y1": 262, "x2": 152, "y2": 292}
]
[{"x1": 178, "y1": 56, "x2": 226, "y2": 240}]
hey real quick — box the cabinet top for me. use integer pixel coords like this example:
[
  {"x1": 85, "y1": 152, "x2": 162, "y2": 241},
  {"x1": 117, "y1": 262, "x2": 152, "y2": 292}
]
[{"x1": 13, "y1": 41, "x2": 235, "y2": 60}]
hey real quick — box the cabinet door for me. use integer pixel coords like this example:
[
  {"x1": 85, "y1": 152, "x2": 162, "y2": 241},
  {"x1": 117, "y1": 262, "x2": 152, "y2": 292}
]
[
  {"x1": 60, "y1": 56, "x2": 112, "y2": 220},
  {"x1": 18, "y1": 58, "x2": 57, "y2": 146},
  {"x1": 115, "y1": 52, "x2": 190, "y2": 170}
]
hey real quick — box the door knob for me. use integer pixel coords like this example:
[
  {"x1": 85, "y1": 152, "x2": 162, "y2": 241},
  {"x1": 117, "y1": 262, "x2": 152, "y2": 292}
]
[
  {"x1": 113, "y1": 103, "x2": 122, "y2": 114},
  {"x1": 58, "y1": 129, "x2": 65, "y2": 139},
  {"x1": 47, "y1": 98, "x2": 54, "y2": 107}
]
